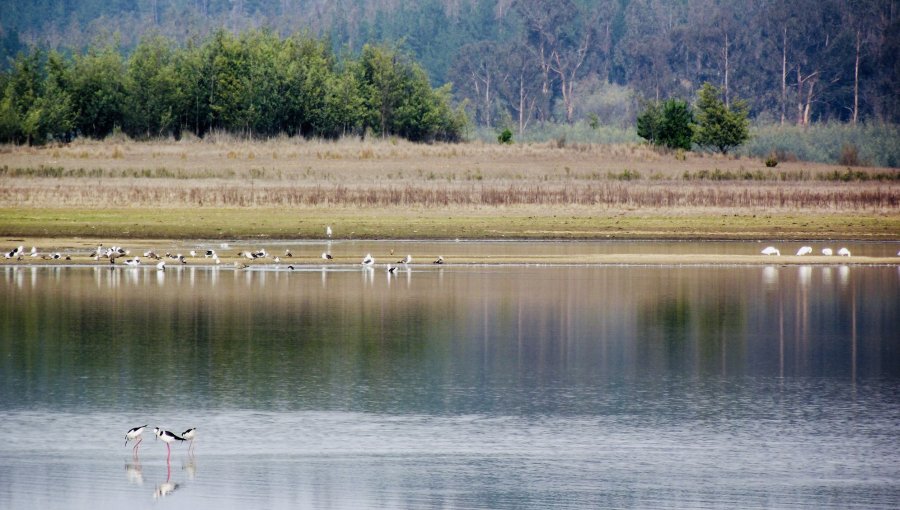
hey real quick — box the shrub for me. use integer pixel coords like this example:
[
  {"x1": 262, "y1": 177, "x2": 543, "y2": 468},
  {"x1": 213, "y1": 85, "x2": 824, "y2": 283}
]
[
  {"x1": 839, "y1": 143, "x2": 860, "y2": 166},
  {"x1": 498, "y1": 128, "x2": 513, "y2": 144},
  {"x1": 765, "y1": 153, "x2": 778, "y2": 167}
]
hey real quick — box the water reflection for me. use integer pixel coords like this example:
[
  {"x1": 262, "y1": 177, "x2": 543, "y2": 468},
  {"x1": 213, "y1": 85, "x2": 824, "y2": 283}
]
[
  {"x1": 1, "y1": 263, "x2": 898, "y2": 508},
  {"x1": 125, "y1": 459, "x2": 143, "y2": 486}
]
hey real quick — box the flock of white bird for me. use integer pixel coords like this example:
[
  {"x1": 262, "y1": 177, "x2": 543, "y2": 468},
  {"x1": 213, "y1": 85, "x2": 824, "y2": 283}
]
[
  {"x1": 760, "y1": 245, "x2": 857, "y2": 257},
  {"x1": 4, "y1": 227, "x2": 451, "y2": 271},
  {"x1": 6, "y1": 224, "x2": 899, "y2": 265}
]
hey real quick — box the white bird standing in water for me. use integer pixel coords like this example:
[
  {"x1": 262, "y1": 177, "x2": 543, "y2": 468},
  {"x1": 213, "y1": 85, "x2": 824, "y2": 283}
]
[
  {"x1": 838, "y1": 247, "x2": 851, "y2": 257},
  {"x1": 181, "y1": 428, "x2": 197, "y2": 453},
  {"x1": 326, "y1": 225, "x2": 333, "y2": 238},
  {"x1": 362, "y1": 253, "x2": 374, "y2": 266},
  {"x1": 153, "y1": 427, "x2": 185, "y2": 459},
  {"x1": 761, "y1": 247, "x2": 780, "y2": 256},
  {"x1": 125, "y1": 425, "x2": 148, "y2": 454},
  {"x1": 822, "y1": 248, "x2": 833, "y2": 256},
  {"x1": 796, "y1": 246, "x2": 812, "y2": 256}
]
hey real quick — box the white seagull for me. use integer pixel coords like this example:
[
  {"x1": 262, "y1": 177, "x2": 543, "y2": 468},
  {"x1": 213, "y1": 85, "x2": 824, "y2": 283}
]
[
  {"x1": 838, "y1": 247, "x2": 851, "y2": 257},
  {"x1": 796, "y1": 246, "x2": 812, "y2": 256},
  {"x1": 761, "y1": 247, "x2": 780, "y2": 256}
]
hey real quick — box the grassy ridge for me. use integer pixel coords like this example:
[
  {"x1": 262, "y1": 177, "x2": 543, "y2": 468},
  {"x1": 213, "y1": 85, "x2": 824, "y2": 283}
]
[
  {"x1": 1, "y1": 138, "x2": 898, "y2": 241},
  {"x1": 2, "y1": 207, "x2": 897, "y2": 240}
]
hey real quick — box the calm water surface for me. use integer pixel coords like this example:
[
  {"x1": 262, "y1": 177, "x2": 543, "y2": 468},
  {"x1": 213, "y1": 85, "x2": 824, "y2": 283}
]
[{"x1": 1, "y1": 244, "x2": 899, "y2": 509}]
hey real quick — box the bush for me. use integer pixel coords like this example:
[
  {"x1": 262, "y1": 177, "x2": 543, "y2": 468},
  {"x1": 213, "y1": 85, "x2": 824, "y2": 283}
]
[
  {"x1": 839, "y1": 143, "x2": 861, "y2": 166},
  {"x1": 498, "y1": 128, "x2": 513, "y2": 144},
  {"x1": 765, "y1": 153, "x2": 778, "y2": 167},
  {"x1": 637, "y1": 98, "x2": 693, "y2": 150}
]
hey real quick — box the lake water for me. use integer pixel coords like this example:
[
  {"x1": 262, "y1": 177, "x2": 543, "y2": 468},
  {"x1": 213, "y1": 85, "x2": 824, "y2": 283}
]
[{"x1": 1, "y1": 247, "x2": 899, "y2": 509}]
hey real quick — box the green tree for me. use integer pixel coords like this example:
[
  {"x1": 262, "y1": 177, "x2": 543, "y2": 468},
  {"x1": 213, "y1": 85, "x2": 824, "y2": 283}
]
[
  {"x1": 693, "y1": 82, "x2": 749, "y2": 154},
  {"x1": 126, "y1": 35, "x2": 180, "y2": 138},
  {"x1": 69, "y1": 43, "x2": 129, "y2": 138},
  {"x1": 637, "y1": 98, "x2": 693, "y2": 150}
]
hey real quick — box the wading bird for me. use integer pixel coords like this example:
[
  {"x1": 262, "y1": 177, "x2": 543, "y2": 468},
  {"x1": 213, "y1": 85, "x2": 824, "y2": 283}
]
[
  {"x1": 397, "y1": 254, "x2": 412, "y2": 264},
  {"x1": 838, "y1": 247, "x2": 851, "y2": 257},
  {"x1": 433, "y1": 256, "x2": 444, "y2": 264},
  {"x1": 125, "y1": 425, "x2": 148, "y2": 454},
  {"x1": 761, "y1": 247, "x2": 780, "y2": 256},
  {"x1": 153, "y1": 427, "x2": 185, "y2": 459},
  {"x1": 362, "y1": 253, "x2": 374, "y2": 267},
  {"x1": 796, "y1": 246, "x2": 812, "y2": 256},
  {"x1": 181, "y1": 428, "x2": 196, "y2": 453},
  {"x1": 322, "y1": 252, "x2": 333, "y2": 261},
  {"x1": 326, "y1": 225, "x2": 332, "y2": 238},
  {"x1": 822, "y1": 248, "x2": 833, "y2": 256}
]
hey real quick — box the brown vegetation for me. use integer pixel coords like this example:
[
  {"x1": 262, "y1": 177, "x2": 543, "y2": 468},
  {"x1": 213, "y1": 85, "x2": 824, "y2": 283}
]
[{"x1": 1, "y1": 138, "x2": 897, "y2": 212}]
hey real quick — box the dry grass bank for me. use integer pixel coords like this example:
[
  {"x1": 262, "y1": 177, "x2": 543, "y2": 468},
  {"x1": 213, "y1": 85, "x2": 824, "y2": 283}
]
[{"x1": 0, "y1": 138, "x2": 898, "y2": 240}]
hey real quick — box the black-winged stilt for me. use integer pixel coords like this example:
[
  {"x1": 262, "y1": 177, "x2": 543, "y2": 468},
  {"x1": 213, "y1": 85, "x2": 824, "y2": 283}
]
[
  {"x1": 362, "y1": 253, "x2": 374, "y2": 266},
  {"x1": 322, "y1": 252, "x2": 333, "y2": 261},
  {"x1": 153, "y1": 427, "x2": 185, "y2": 458},
  {"x1": 326, "y1": 225, "x2": 332, "y2": 238},
  {"x1": 125, "y1": 424, "x2": 148, "y2": 454},
  {"x1": 397, "y1": 254, "x2": 412, "y2": 264},
  {"x1": 433, "y1": 256, "x2": 444, "y2": 264},
  {"x1": 181, "y1": 428, "x2": 196, "y2": 453}
]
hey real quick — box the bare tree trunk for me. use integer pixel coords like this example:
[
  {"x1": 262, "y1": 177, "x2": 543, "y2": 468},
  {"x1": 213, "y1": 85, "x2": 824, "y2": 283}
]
[
  {"x1": 781, "y1": 27, "x2": 787, "y2": 125},
  {"x1": 724, "y1": 32, "x2": 729, "y2": 108},
  {"x1": 797, "y1": 67, "x2": 804, "y2": 125},
  {"x1": 853, "y1": 29, "x2": 860, "y2": 124},
  {"x1": 803, "y1": 78, "x2": 815, "y2": 126}
]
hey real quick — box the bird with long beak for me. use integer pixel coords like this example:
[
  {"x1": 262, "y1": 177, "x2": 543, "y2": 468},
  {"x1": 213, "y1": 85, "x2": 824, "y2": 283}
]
[{"x1": 125, "y1": 425, "x2": 148, "y2": 455}]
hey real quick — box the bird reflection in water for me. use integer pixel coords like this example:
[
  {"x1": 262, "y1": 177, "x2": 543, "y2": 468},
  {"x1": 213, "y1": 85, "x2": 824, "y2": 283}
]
[
  {"x1": 154, "y1": 457, "x2": 180, "y2": 500},
  {"x1": 124, "y1": 459, "x2": 143, "y2": 486},
  {"x1": 182, "y1": 456, "x2": 198, "y2": 481}
]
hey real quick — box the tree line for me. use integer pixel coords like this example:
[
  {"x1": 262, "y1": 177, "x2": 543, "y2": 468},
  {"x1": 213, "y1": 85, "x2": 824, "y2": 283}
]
[
  {"x1": 0, "y1": 30, "x2": 467, "y2": 144},
  {"x1": 2, "y1": 0, "x2": 895, "y2": 134}
]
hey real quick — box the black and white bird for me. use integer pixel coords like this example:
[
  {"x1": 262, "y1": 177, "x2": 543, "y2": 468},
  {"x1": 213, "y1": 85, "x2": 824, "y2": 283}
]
[
  {"x1": 321, "y1": 252, "x2": 333, "y2": 261},
  {"x1": 838, "y1": 247, "x2": 852, "y2": 257},
  {"x1": 181, "y1": 428, "x2": 197, "y2": 453},
  {"x1": 205, "y1": 249, "x2": 217, "y2": 258},
  {"x1": 284, "y1": 249, "x2": 293, "y2": 258},
  {"x1": 153, "y1": 427, "x2": 185, "y2": 457},
  {"x1": 433, "y1": 256, "x2": 444, "y2": 264},
  {"x1": 326, "y1": 225, "x2": 333, "y2": 238},
  {"x1": 5, "y1": 245, "x2": 23, "y2": 258},
  {"x1": 125, "y1": 425, "x2": 148, "y2": 453},
  {"x1": 124, "y1": 257, "x2": 141, "y2": 266},
  {"x1": 387, "y1": 265, "x2": 397, "y2": 275},
  {"x1": 397, "y1": 254, "x2": 412, "y2": 264},
  {"x1": 362, "y1": 253, "x2": 374, "y2": 267},
  {"x1": 156, "y1": 260, "x2": 166, "y2": 271}
]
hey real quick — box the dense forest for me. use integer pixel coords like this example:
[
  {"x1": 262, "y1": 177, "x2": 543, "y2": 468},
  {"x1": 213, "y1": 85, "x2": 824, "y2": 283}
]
[{"x1": 0, "y1": 0, "x2": 898, "y2": 140}]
